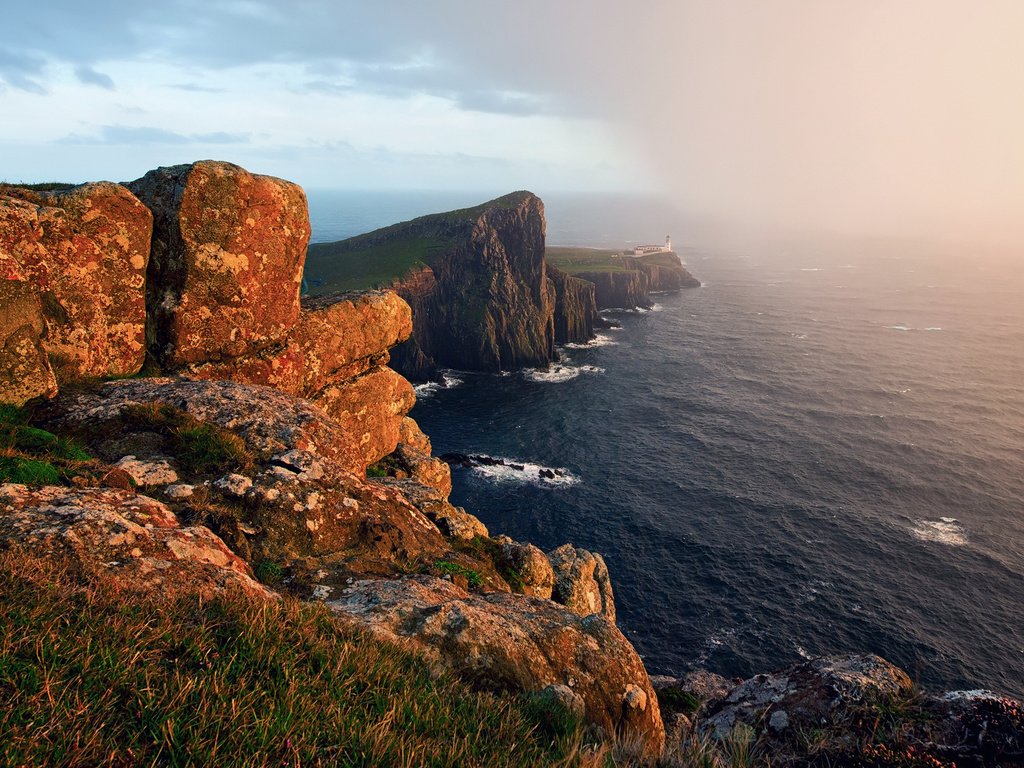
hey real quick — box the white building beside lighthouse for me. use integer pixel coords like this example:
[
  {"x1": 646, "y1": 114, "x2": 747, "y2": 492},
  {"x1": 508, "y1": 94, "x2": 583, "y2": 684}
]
[{"x1": 631, "y1": 236, "x2": 672, "y2": 256}]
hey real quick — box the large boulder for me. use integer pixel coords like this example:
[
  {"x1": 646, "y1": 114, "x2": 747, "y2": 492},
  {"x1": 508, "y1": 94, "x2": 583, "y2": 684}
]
[
  {"x1": 128, "y1": 161, "x2": 310, "y2": 368},
  {"x1": 330, "y1": 575, "x2": 665, "y2": 760},
  {"x1": 495, "y1": 535, "x2": 555, "y2": 599},
  {"x1": 297, "y1": 290, "x2": 413, "y2": 394},
  {"x1": 548, "y1": 543, "x2": 616, "y2": 622},
  {"x1": 0, "y1": 183, "x2": 152, "y2": 380},
  {"x1": 702, "y1": 654, "x2": 913, "y2": 740},
  {"x1": 311, "y1": 366, "x2": 416, "y2": 469},
  {"x1": 0, "y1": 279, "x2": 58, "y2": 405},
  {"x1": 0, "y1": 484, "x2": 271, "y2": 600}
]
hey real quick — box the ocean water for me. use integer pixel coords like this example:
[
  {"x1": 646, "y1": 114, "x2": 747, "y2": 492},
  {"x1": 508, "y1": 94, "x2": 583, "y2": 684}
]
[{"x1": 306, "y1": 190, "x2": 1024, "y2": 698}]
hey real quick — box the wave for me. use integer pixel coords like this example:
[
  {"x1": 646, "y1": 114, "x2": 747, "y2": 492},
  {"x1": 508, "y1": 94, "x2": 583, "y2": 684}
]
[
  {"x1": 442, "y1": 453, "x2": 580, "y2": 487},
  {"x1": 911, "y1": 517, "x2": 967, "y2": 546},
  {"x1": 563, "y1": 333, "x2": 618, "y2": 349},
  {"x1": 413, "y1": 370, "x2": 465, "y2": 398},
  {"x1": 884, "y1": 325, "x2": 944, "y2": 332},
  {"x1": 523, "y1": 363, "x2": 604, "y2": 383}
]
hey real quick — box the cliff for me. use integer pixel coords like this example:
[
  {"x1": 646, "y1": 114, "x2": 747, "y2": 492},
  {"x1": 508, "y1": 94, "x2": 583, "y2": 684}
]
[
  {"x1": 547, "y1": 247, "x2": 701, "y2": 310},
  {"x1": 306, "y1": 192, "x2": 561, "y2": 381},
  {"x1": 3, "y1": 164, "x2": 1021, "y2": 767},
  {"x1": 0, "y1": 164, "x2": 665, "y2": 761}
]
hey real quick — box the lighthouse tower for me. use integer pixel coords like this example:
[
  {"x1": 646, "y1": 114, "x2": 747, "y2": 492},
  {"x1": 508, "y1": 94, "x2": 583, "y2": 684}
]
[{"x1": 665, "y1": 235, "x2": 672, "y2": 251}]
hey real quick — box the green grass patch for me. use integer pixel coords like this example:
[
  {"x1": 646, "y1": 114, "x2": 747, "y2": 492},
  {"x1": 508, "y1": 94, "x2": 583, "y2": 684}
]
[
  {"x1": 305, "y1": 236, "x2": 452, "y2": 294},
  {"x1": 545, "y1": 247, "x2": 636, "y2": 275},
  {"x1": 0, "y1": 404, "x2": 94, "y2": 485},
  {"x1": 0, "y1": 182, "x2": 78, "y2": 192},
  {"x1": 433, "y1": 560, "x2": 484, "y2": 589},
  {"x1": 0, "y1": 551, "x2": 590, "y2": 767},
  {"x1": 121, "y1": 402, "x2": 254, "y2": 475}
]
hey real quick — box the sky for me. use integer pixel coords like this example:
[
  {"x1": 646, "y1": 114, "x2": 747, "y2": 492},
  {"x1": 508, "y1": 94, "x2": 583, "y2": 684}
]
[{"x1": 1, "y1": 1, "x2": 1022, "y2": 245}]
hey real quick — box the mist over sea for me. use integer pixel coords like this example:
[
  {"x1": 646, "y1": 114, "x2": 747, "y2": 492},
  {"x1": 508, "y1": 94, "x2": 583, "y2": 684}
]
[{"x1": 307, "y1": 190, "x2": 1024, "y2": 697}]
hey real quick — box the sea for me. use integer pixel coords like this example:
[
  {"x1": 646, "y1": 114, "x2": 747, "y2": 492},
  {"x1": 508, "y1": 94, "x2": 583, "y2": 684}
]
[{"x1": 307, "y1": 189, "x2": 1024, "y2": 698}]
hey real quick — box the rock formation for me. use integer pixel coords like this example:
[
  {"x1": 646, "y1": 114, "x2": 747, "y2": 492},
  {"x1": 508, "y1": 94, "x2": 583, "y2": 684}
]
[
  {"x1": 127, "y1": 161, "x2": 310, "y2": 369},
  {"x1": 548, "y1": 265, "x2": 602, "y2": 345},
  {"x1": 575, "y1": 256, "x2": 701, "y2": 310},
  {"x1": 0, "y1": 162, "x2": 671, "y2": 761},
  {"x1": 306, "y1": 192, "x2": 559, "y2": 380},
  {"x1": 0, "y1": 183, "x2": 152, "y2": 381}
]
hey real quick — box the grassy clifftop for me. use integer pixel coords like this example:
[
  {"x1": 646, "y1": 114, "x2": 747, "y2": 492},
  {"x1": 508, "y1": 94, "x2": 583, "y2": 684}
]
[
  {"x1": 0, "y1": 552, "x2": 589, "y2": 768},
  {"x1": 546, "y1": 247, "x2": 683, "y2": 275}
]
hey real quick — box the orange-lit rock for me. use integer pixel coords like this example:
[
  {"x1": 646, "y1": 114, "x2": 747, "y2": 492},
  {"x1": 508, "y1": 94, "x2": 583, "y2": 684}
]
[
  {"x1": 0, "y1": 279, "x2": 58, "y2": 405},
  {"x1": 0, "y1": 183, "x2": 152, "y2": 380},
  {"x1": 128, "y1": 161, "x2": 310, "y2": 368},
  {"x1": 312, "y1": 367, "x2": 416, "y2": 468}
]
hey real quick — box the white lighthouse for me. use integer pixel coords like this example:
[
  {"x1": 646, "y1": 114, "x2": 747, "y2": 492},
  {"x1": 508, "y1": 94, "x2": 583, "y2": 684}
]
[{"x1": 665, "y1": 235, "x2": 672, "y2": 251}]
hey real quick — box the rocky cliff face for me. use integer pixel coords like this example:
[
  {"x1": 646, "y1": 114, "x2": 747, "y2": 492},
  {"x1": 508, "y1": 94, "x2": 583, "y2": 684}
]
[
  {"x1": 577, "y1": 256, "x2": 701, "y2": 310},
  {"x1": 307, "y1": 192, "x2": 560, "y2": 381},
  {"x1": 0, "y1": 164, "x2": 669, "y2": 759},
  {"x1": 548, "y1": 265, "x2": 601, "y2": 345}
]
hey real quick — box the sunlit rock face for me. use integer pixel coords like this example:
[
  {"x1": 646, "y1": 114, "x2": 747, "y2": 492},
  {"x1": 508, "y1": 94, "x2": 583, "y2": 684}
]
[
  {"x1": 0, "y1": 278, "x2": 58, "y2": 406},
  {"x1": 0, "y1": 183, "x2": 152, "y2": 381},
  {"x1": 128, "y1": 161, "x2": 310, "y2": 369}
]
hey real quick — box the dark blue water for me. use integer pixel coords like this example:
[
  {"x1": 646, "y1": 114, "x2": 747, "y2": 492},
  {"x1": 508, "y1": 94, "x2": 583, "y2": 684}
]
[{"x1": 307, "y1": 191, "x2": 1024, "y2": 698}]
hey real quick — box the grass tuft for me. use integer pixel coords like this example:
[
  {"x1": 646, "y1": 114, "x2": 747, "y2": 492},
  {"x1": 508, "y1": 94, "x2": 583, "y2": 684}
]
[
  {"x1": 0, "y1": 550, "x2": 593, "y2": 768},
  {"x1": 0, "y1": 404, "x2": 94, "y2": 485}
]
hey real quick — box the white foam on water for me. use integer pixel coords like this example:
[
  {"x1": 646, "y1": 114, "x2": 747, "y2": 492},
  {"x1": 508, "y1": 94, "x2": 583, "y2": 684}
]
[
  {"x1": 800, "y1": 268, "x2": 823, "y2": 272},
  {"x1": 563, "y1": 333, "x2": 618, "y2": 349},
  {"x1": 651, "y1": 303, "x2": 664, "y2": 312},
  {"x1": 885, "y1": 325, "x2": 914, "y2": 331},
  {"x1": 523, "y1": 363, "x2": 604, "y2": 383},
  {"x1": 911, "y1": 517, "x2": 967, "y2": 546},
  {"x1": 468, "y1": 457, "x2": 580, "y2": 487},
  {"x1": 413, "y1": 370, "x2": 465, "y2": 398},
  {"x1": 925, "y1": 327, "x2": 943, "y2": 332}
]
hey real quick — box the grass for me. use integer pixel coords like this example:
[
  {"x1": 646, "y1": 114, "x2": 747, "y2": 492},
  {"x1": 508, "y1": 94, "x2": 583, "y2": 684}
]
[
  {"x1": 0, "y1": 550, "x2": 592, "y2": 768},
  {"x1": 0, "y1": 182, "x2": 78, "y2": 192},
  {"x1": 302, "y1": 191, "x2": 536, "y2": 296},
  {"x1": 433, "y1": 560, "x2": 484, "y2": 589},
  {"x1": 304, "y1": 236, "x2": 452, "y2": 294},
  {"x1": 0, "y1": 404, "x2": 95, "y2": 485},
  {"x1": 120, "y1": 402, "x2": 254, "y2": 475},
  {"x1": 546, "y1": 247, "x2": 635, "y2": 275},
  {"x1": 546, "y1": 248, "x2": 682, "y2": 277}
]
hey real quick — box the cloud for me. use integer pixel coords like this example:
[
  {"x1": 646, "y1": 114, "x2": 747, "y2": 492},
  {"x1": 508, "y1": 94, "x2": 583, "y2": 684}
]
[
  {"x1": 74, "y1": 65, "x2": 115, "y2": 90},
  {"x1": 60, "y1": 125, "x2": 249, "y2": 145},
  {"x1": 0, "y1": 48, "x2": 47, "y2": 94},
  {"x1": 169, "y1": 82, "x2": 226, "y2": 93}
]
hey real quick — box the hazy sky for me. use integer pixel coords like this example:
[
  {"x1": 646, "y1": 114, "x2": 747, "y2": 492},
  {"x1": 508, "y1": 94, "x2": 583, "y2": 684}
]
[{"x1": 2, "y1": 1, "x2": 1022, "y2": 244}]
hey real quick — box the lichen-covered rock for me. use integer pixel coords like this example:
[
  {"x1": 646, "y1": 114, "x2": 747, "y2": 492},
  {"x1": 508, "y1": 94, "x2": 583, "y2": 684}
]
[
  {"x1": 128, "y1": 161, "x2": 310, "y2": 368},
  {"x1": 297, "y1": 290, "x2": 412, "y2": 394},
  {"x1": 495, "y1": 535, "x2": 554, "y2": 598},
  {"x1": 112, "y1": 455, "x2": 179, "y2": 487},
  {"x1": 43, "y1": 376, "x2": 366, "y2": 475},
  {"x1": 0, "y1": 279, "x2": 57, "y2": 405},
  {"x1": 388, "y1": 417, "x2": 452, "y2": 497},
  {"x1": 312, "y1": 366, "x2": 415, "y2": 469},
  {"x1": 0, "y1": 183, "x2": 152, "y2": 380},
  {"x1": 330, "y1": 575, "x2": 665, "y2": 759},
  {"x1": 548, "y1": 543, "x2": 616, "y2": 622},
  {"x1": 702, "y1": 654, "x2": 913, "y2": 740},
  {"x1": 0, "y1": 484, "x2": 271, "y2": 599},
  {"x1": 184, "y1": 341, "x2": 305, "y2": 394},
  {"x1": 381, "y1": 478, "x2": 487, "y2": 540}
]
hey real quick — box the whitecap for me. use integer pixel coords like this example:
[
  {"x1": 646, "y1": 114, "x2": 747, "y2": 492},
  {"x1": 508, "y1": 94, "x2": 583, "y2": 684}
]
[
  {"x1": 413, "y1": 370, "x2": 464, "y2": 398},
  {"x1": 465, "y1": 457, "x2": 580, "y2": 487},
  {"x1": 651, "y1": 303, "x2": 664, "y2": 312},
  {"x1": 925, "y1": 327, "x2": 943, "y2": 332},
  {"x1": 911, "y1": 518, "x2": 967, "y2": 546},
  {"x1": 885, "y1": 325, "x2": 914, "y2": 331},
  {"x1": 523, "y1": 364, "x2": 604, "y2": 383},
  {"x1": 563, "y1": 333, "x2": 618, "y2": 349},
  {"x1": 800, "y1": 268, "x2": 823, "y2": 272}
]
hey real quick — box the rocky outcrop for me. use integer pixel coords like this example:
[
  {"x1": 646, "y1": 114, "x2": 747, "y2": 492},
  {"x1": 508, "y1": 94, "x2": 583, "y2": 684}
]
[
  {"x1": 574, "y1": 254, "x2": 700, "y2": 311},
  {"x1": 330, "y1": 575, "x2": 665, "y2": 759},
  {"x1": 0, "y1": 279, "x2": 57, "y2": 405},
  {"x1": 0, "y1": 183, "x2": 152, "y2": 380},
  {"x1": 548, "y1": 265, "x2": 600, "y2": 344},
  {"x1": 548, "y1": 543, "x2": 616, "y2": 622},
  {"x1": 307, "y1": 192, "x2": 558, "y2": 380},
  {"x1": 386, "y1": 417, "x2": 452, "y2": 497},
  {"x1": 128, "y1": 161, "x2": 310, "y2": 369},
  {"x1": 0, "y1": 484, "x2": 272, "y2": 600}
]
